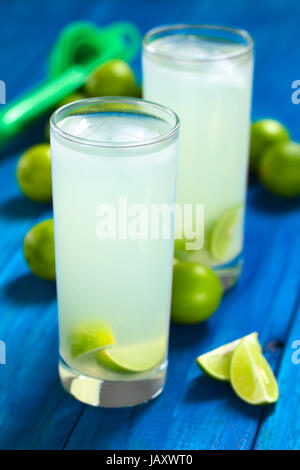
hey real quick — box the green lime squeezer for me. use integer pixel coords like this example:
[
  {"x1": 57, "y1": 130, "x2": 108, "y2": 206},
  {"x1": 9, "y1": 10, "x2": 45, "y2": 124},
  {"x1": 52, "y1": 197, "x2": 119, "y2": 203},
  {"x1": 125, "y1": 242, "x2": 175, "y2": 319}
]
[{"x1": 0, "y1": 21, "x2": 140, "y2": 148}]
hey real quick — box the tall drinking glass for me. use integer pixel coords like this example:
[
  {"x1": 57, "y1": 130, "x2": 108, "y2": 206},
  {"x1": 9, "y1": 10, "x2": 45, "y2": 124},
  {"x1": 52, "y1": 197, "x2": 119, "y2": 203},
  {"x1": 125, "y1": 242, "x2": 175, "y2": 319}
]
[
  {"x1": 50, "y1": 97, "x2": 179, "y2": 407},
  {"x1": 143, "y1": 25, "x2": 254, "y2": 288}
]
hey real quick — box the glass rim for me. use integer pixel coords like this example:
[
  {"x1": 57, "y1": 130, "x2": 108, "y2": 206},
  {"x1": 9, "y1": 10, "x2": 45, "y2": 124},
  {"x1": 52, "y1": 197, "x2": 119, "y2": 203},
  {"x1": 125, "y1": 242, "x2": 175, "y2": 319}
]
[
  {"x1": 143, "y1": 24, "x2": 254, "y2": 63},
  {"x1": 50, "y1": 97, "x2": 180, "y2": 149}
]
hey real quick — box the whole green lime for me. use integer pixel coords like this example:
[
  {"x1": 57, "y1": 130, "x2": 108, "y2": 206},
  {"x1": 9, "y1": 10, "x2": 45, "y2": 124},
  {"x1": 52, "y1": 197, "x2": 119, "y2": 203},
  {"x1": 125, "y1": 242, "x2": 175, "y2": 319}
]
[
  {"x1": 259, "y1": 141, "x2": 300, "y2": 198},
  {"x1": 17, "y1": 144, "x2": 52, "y2": 202},
  {"x1": 130, "y1": 83, "x2": 142, "y2": 98},
  {"x1": 44, "y1": 121, "x2": 50, "y2": 142},
  {"x1": 171, "y1": 262, "x2": 223, "y2": 324},
  {"x1": 58, "y1": 92, "x2": 86, "y2": 107},
  {"x1": 24, "y1": 219, "x2": 55, "y2": 281},
  {"x1": 250, "y1": 119, "x2": 289, "y2": 171},
  {"x1": 84, "y1": 60, "x2": 136, "y2": 97}
]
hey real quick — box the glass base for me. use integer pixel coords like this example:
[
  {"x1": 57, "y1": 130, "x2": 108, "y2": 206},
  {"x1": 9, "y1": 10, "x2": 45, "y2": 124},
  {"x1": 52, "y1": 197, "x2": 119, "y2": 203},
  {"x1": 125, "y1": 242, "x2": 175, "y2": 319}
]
[
  {"x1": 59, "y1": 357, "x2": 167, "y2": 408},
  {"x1": 213, "y1": 254, "x2": 243, "y2": 290}
]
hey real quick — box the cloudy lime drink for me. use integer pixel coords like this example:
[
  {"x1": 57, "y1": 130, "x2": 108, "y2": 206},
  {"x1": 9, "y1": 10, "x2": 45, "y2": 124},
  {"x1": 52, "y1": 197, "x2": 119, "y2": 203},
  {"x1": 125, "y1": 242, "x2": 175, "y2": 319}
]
[
  {"x1": 143, "y1": 25, "x2": 253, "y2": 287},
  {"x1": 50, "y1": 98, "x2": 179, "y2": 407}
]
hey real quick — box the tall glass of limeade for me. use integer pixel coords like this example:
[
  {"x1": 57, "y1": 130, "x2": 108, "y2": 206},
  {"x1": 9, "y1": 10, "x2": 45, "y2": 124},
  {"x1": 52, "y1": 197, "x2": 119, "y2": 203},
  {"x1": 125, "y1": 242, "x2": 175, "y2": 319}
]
[
  {"x1": 143, "y1": 25, "x2": 254, "y2": 288},
  {"x1": 50, "y1": 97, "x2": 179, "y2": 407}
]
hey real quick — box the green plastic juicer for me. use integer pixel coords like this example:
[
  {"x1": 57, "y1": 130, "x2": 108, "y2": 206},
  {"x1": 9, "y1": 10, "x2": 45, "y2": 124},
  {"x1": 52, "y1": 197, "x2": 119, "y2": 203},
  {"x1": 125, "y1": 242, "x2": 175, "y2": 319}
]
[{"x1": 0, "y1": 21, "x2": 140, "y2": 148}]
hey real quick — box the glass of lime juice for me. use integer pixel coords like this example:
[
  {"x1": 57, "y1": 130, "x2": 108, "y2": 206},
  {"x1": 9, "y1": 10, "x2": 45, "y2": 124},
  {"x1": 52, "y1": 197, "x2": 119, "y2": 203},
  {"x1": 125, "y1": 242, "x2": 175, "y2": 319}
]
[
  {"x1": 50, "y1": 97, "x2": 179, "y2": 407},
  {"x1": 143, "y1": 25, "x2": 254, "y2": 288}
]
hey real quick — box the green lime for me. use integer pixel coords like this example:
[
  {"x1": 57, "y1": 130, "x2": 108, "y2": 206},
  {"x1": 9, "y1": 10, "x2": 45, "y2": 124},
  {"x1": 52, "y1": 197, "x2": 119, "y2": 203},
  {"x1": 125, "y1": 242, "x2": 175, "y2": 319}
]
[
  {"x1": 17, "y1": 144, "x2": 52, "y2": 202},
  {"x1": 174, "y1": 239, "x2": 191, "y2": 261},
  {"x1": 70, "y1": 321, "x2": 115, "y2": 358},
  {"x1": 259, "y1": 141, "x2": 300, "y2": 198},
  {"x1": 208, "y1": 206, "x2": 243, "y2": 263},
  {"x1": 250, "y1": 119, "x2": 289, "y2": 172},
  {"x1": 44, "y1": 121, "x2": 50, "y2": 142},
  {"x1": 58, "y1": 92, "x2": 86, "y2": 107},
  {"x1": 230, "y1": 337, "x2": 279, "y2": 405},
  {"x1": 84, "y1": 60, "x2": 136, "y2": 97},
  {"x1": 130, "y1": 83, "x2": 142, "y2": 98},
  {"x1": 171, "y1": 262, "x2": 223, "y2": 324},
  {"x1": 24, "y1": 219, "x2": 55, "y2": 281},
  {"x1": 196, "y1": 332, "x2": 261, "y2": 381},
  {"x1": 97, "y1": 337, "x2": 166, "y2": 373}
]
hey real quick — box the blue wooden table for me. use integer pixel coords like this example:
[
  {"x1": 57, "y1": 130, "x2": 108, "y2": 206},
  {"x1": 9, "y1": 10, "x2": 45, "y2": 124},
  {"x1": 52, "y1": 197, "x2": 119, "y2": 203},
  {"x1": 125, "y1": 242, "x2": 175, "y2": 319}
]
[{"x1": 0, "y1": 0, "x2": 300, "y2": 450}]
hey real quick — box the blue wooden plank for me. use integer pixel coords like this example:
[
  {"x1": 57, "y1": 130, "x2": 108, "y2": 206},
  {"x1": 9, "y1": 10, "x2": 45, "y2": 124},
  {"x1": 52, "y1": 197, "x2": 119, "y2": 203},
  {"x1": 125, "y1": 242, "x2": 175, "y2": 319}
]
[
  {"x1": 254, "y1": 299, "x2": 300, "y2": 450},
  {"x1": 0, "y1": 0, "x2": 300, "y2": 450},
  {"x1": 0, "y1": 155, "x2": 86, "y2": 450}
]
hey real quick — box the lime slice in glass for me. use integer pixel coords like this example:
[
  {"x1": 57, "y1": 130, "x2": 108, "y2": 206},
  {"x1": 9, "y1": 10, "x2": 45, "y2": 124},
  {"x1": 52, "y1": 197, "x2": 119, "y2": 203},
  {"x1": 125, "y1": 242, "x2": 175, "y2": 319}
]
[
  {"x1": 230, "y1": 337, "x2": 279, "y2": 405},
  {"x1": 208, "y1": 205, "x2": 244, "y2": 263},
  {"x1": 97, "y1": 337, "x2": 166, "y2": 373},
  {"x1": 70, "y1": 321, "x2": 115, "y2": 358},
  {"x1": 196, "y1": 332, "x2": 260, "y2": 381}
]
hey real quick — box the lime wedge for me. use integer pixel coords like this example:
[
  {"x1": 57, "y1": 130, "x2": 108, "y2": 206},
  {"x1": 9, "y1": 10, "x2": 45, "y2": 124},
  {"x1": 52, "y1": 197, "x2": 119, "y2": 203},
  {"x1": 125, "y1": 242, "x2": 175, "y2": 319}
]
[
  {"x1": 230, "y1": 337, "x2": 279, "y2": 405},
  {"x1": 196, "y1": 332, "x2": 260, "y2": 381},
  {"x1": 208, "y1": 205, "x2": 244, "y2": 263},
  {"x1": 97, "y1": 337, "x2": 166, "y2": 373},
  {"x1": 70, "y1": 321, "x2": 115, "y2": 358}
]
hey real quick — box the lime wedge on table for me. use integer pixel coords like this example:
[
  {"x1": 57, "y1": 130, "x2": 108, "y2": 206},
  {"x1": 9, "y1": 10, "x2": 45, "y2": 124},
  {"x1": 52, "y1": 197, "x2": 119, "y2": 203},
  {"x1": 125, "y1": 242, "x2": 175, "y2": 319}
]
[
  {"x1": 230, "y1": 337, "x2": 279, "y2": 405},
  {"x1": 97, "y1": 337, "x2": 166, "y2": 373},
  {"x1": 208, "y1": 205, "x2": 244, "y2": 263},
  {"x1": 70, "y1": 321, "x2": 115, "y2": 358},
  {"x1": 196, "y1": 332, "x2": 260, "y2": 381}
]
